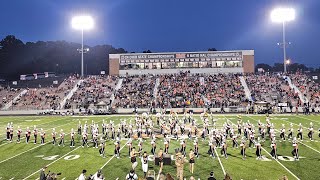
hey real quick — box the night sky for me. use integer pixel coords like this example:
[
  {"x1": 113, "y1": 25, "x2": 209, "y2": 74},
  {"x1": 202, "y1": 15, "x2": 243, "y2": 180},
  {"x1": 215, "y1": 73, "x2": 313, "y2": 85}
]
[{"x1": 0, "y1": 0, "x2": 319, "y2": 66}]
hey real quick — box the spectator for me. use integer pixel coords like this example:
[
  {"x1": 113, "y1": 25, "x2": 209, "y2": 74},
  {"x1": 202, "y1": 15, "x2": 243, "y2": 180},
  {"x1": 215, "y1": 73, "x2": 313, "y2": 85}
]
[
  {"x1": 224, "y1": 173, "x2": 232, "y2": 180},
  {"x1": 39, "y1": 166, "x2": 47, "y2": 180},
  {"x1": 78, "y1": 169, "x2": 87, "y2": 180},
  {"x1": 126, "y1": 169, "x2": 138, "y2": 180},
  {"x1": 208, "y1": 171, "x2": 216, "y2": 180}
]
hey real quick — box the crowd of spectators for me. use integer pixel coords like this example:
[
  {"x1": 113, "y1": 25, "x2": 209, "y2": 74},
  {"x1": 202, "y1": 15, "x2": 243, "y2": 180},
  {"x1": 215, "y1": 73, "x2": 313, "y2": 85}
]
[
  {"x1": 156, "y1": 72, "x2": 203, "y2": 108},
  {"x1": 113, "y1": 75, "x2": 156, "y2": 108},
  {"x1": 0, "y1": 86, "x2": 21, "y2": 109},
  {"x1": 245, "y1": 74, "x2": 299, "y2": 106},
  {"x1": 290, "y1": 72, "x2": 320, "y2": 108},
  {"x1": 155, "y1": 72, "x2": 246, "y2": 108},
  {"x1": 67, "y1": 75, "x2": 118, "y2": 109},
  {"x1": 203, "y1": 73, "x2": 246, "y2": 108},
  {"x1": 12, "y1": 75, "x2": 78, "y2": 110},
  {"x1": 2, "y1": 72, "x2": 319, "y2": 111}
]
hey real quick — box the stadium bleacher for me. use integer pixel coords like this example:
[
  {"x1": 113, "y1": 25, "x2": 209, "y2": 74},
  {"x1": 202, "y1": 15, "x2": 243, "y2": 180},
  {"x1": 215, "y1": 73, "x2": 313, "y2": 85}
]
[{"x1": 0, "y1": 72, "x2": 318, "y2": 111}]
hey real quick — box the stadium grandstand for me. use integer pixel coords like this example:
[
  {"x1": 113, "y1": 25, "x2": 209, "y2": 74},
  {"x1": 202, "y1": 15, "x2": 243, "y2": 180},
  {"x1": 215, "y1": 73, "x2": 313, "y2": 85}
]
[{"x1": 0, "y1": 50, "x2": 319, "y2": 115}]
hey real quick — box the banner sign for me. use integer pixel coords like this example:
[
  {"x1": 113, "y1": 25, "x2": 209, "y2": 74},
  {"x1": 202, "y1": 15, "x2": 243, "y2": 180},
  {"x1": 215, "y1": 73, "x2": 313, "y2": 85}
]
[
  {"x1": 12, "y1": 81, "x2": 17, "y2": 85},
  {"x1": 100, "y1": 71, "x2": 106, "y2": 75},
  {"x1": 20, "y1": 75, "x2": 26, "y2": 80},
  {"x1": 119, "y1": 51, "x2": 242, "y2": 64},
  {"x1": 312, "y1": 76, "x2": 318, "y2": 80}
]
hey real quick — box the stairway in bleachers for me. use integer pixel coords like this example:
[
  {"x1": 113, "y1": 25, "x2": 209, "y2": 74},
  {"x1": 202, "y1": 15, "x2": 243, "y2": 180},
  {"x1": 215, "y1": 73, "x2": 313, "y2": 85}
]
[
  {"x1": 59, "y1": 79, "x2": 83, "y2": 109},
  {"x1": 110, "y1": 78, "x2": 123, "y2": 106},
  {"x1": 1, "y1": 89, "x2": 27, "y2": 110},
  {"x1": 284, "y1": 76, "x2": 308, "y2": 104},
  {"x1": 239, "y1": 76, "x2": 253, "y2": 101}
]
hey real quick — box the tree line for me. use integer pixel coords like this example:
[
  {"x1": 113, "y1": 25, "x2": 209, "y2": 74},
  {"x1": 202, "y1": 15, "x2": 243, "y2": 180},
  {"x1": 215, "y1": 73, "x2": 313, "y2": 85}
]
[
  {"x1": 0, "y1": 35, "x2": 319, "y2": 80},
  {"x1": 0, "y1": 35, "x2": 127, "y2": 80}
]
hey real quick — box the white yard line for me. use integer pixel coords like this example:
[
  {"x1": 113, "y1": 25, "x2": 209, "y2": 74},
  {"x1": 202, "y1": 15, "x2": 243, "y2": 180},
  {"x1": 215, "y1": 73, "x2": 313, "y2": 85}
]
[
  {"x1": 296, "y1": 116, "x2": 320, "y2": 124},
  {"x1": 214, "y1": 148, "x2": 226, "y2": 175},
  {"x1": 0, "y1": 145, "x2": 43, "y2": 164},
  {"x1": 277, "y1": 119, "x2": 320, "y2": 154},
  {"x1": 261, "y1": 147, "x2": 300, "y2": 180},
  {"x1": 225, "y1": 115, "x2": 300, "y2": 179},
  {"x1": 23, "y1": 146, "x2": 81, "y2": 180},
  {"x1": 248, "y1": 116, "x2": 320, "y2": 155},
  {"x1": 99, "y1": 140, "x2": 129, "y2": 169}
]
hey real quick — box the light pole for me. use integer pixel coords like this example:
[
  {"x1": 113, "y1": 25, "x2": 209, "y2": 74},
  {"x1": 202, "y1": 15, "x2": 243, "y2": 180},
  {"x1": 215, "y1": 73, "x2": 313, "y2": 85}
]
[
  {"x1": 271, "y1": 7, "x2": 295, "y2": 74},
  {"x1": 71, "y1": 15, "x2": 94, "y2": 77}
]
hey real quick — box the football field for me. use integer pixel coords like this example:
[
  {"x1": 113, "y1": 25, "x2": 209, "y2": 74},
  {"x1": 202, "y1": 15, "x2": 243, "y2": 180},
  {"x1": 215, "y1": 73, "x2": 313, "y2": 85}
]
[{"x1": 0, "y1": 114, "x2": 319, "y2": 180}]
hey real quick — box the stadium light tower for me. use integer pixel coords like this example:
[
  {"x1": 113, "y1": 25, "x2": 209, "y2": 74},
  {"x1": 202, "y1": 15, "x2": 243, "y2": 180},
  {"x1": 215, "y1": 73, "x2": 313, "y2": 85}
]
[
  {"x1": 71, "y1": 15, "x2": 94, "y2": 77},
  {"x1": 271, "y1": 7, "x2": 295, "y2": 74}
]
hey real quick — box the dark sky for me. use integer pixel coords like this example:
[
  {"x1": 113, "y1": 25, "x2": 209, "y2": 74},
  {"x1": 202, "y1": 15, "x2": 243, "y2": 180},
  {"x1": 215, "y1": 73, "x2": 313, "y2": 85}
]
[{"x1": 0, "y1": 0, "x2": 319, "y2": 66}]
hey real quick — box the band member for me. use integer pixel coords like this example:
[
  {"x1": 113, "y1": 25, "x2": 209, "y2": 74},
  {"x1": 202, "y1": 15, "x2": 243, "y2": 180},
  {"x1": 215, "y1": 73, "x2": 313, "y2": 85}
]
[
  {"x1": 52, "y1": 128, "x2": 57, "y2": 145},
  {"x1": 240, "y1": 137, "x2": 246, "y2": 160},
  {"x1": 220, "y1": 139, "x2": 228, "y2": 159},
  {"x1": 151, "y1": 139, "x2": 156, "y2": 155},
  {"x1": 9, "y1": 125, "x2": 14, "y2": 142},
  {"x1": 297, "y1": 123, "x2": 303, "y2": 140},
  {"x1": 318, "y1": 128, "x2": 320, "y2": 138},
  {"x1": 194, "y1": 140, "x2": 199, "y2": 158},
  {"x1": 17, "y1": 126, "x2": 21, "y2": 143},
  {"x1": 201, "y1": 128, "x2": 206, "y2": 140},
  {"x1": 127, "y1": 139, "x2": 132, "y2": 158},
  {"x1": 102, "y1": 120, "x2": 106, "y2": 135},
  {"x1": 138, "y1": 138, "x2": 143, "y2": 156},
  {"x1": 130, "y1": 147, "x2": 139, "y2": 170},
  {"x1": 82, "y1": 132, "x2": 89, "y2": 148},
  {"x1": 280, "y1": 124, "x2": 286, "y2": 141},
  {"x1": 26, "y1": 127, "x2": 31, "y2": 144},
  {"x1": 232, "y1": 133, "x2": 238, "y2": 148},
  {"x1": 258, "y1": 120, "x2": 262, "y2": 134},
  {"x1": 288, "y1": 123, "x2": 293, "y2": 140},
  {"x1": 6, "y1": 123, "x2": 10, "y2": 140},
  {"x1": 115, "y1": 141, "x2": 120, "y2": 159},
  {"x1": 180, "y1": 140, "x2": 186, "y2": 156},
  {"x1": 141, "y1": 151, "x2": 149, "y2": 179},
  {"x1": 308, "y1": 123, "x2": 314, "y2": 141},
  {"x1": 237, "y1": 121, "x2": 242, "y2": 135},
  {"x1": 99, "y1": 137, "x2": 106, "y2": 158},
  {"x1": 266, "y1": 120, "x2": 271, "y2": 135},
  {"x1": 248, "y1": 130, "x2": 255, "y2": 148},
  {"x1": 58, "y1": 129, "x2": 65, "y2": 147},
  {"x1": 158, "y1": 148, "x2": 164, "y2": 174},
  {"x1": 93, "y1": 129, "x2": 98, "y2": 148},
  {"x1": 40, "y1": 129, "x2": 45, "y2": 145},
  {"x1": 270, "y1": 139, "x2": 277, "y2": 159},
  {"x1": 189, "y1": 149, "x2": 195, "y2": 174},
  {"x1": 255, "y1": 138, "x2": 262, "y2": 159},
  {"x1": 164, "y1": 140, "x2": 169, "y2": 154},
  {"x1": 208, "y1": 141, "x2": 215, "y2": 158},
  {"x1": 70, "y1": 128, "x2": 75, "y2": 147},
  {"x1": 33, "y1": 126, "x2": 38, "y2": 144},
  {"x1": 175, "y1": 152, "x2": 187, "y2": 180},
  {"x1": 292, "y1": 137, "x2": 299, "y2": 161}
]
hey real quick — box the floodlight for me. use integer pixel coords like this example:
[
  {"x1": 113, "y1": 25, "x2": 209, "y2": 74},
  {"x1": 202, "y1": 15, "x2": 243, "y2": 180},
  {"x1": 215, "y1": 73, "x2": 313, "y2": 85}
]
[
  {"x1": 71, "y1": 15, "x2": 94, "y2": 30},
  {"x1": 271, "y1": 8, "x2": 295, "y2": 23}
]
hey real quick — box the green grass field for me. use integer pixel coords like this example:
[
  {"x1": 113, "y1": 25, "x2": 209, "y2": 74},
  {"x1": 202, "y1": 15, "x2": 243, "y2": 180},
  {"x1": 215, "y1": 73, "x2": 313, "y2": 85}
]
[{"x1": 0, "y1": 114, "x2": 319, "y2": 180}]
